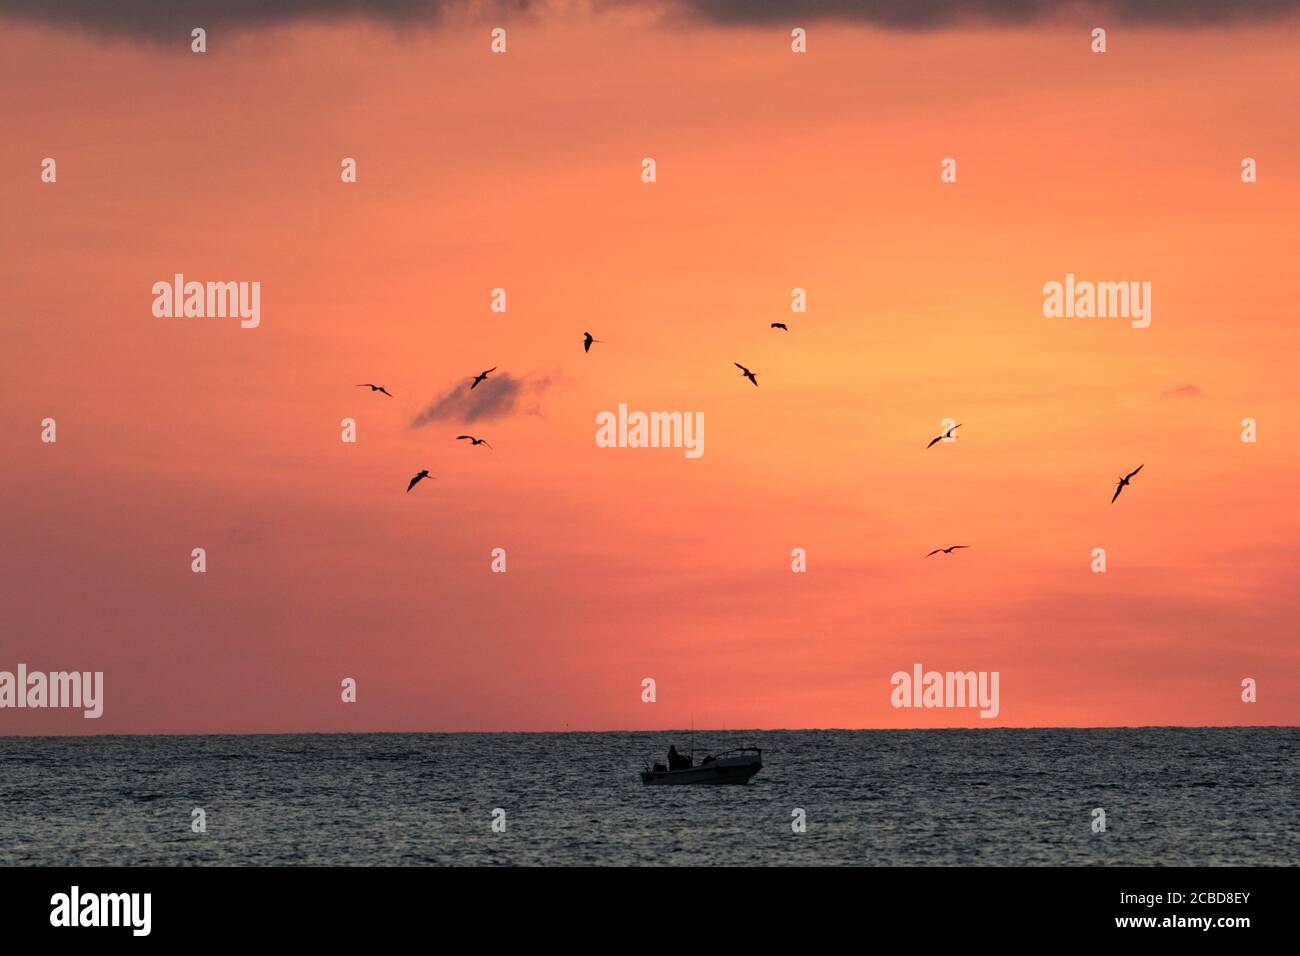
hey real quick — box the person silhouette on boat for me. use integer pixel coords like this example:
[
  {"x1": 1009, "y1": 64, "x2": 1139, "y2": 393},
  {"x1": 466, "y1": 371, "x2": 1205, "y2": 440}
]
[{"x1": 667, "y1": 745, "x2": 691, "y2": 771}]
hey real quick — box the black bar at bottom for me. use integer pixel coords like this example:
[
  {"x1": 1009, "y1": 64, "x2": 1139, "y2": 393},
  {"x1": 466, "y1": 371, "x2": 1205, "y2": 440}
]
[{"x1": 0, "y1": 865, "x2": 1284, "y2": 943}]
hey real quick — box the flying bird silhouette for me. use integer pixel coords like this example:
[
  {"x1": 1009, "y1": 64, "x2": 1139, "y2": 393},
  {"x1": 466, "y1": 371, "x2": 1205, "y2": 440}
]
[
  {"x1": 771, "y1": 323, "x2": 788, "y2": 331},
  {"x1": 355, "y1": 383, "x2": 392, "y2": 397},
  {"x1": 583, "y1": 332, "x2": 602, "y2": 353},
  {"x1": 457, "y1": 435, "x2": 492, "y2": 449},
  {"x1": 470, "y1": 367, "x2": 497, "y2": 390},
  {"x1": 406, "y1": 469, "x2": 434, "y2": 493},
  {"x1": 926, "y1": 545, "x2": 969, "y2": 557},
  {"x1": 734, "y1": 363, "x2": 758, "y2": 386},
  {"x1": 1111, "y1": 464, "x2": 1143, "y2": 503},
  {"x1": 926, "y1": 424, "x2": 961, "y2": 448}
]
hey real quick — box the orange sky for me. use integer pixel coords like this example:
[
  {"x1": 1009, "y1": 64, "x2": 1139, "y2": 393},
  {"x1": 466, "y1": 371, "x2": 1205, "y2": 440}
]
[{"x1": 2, "y1": 7, "x2": 1298, "y2": 733}]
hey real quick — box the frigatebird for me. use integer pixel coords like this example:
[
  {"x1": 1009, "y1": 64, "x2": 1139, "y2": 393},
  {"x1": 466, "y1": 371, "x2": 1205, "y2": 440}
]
[
  {"x1": 457, "y1": 435, "x2": 492, "y2": 449},
  {"x1": 356, "y1": 383, "x2": 392, "y2": 397},
  {"x1": 926, "y1": 545, "x2": 969, "y2": 557},
  {"x1": 406, "y1": 470, "x2": 434, "y2": 493},
  {"x1": 927, "y1": 424, "x2": 960, "y2": 448},
  {"x1": 1111, "y1": 465, "x2": 1143, "y2": 503},
  {"x1": 470, "y1": 367, "x2": 497, "y2": 390},
  {"x1": 583, "y1": 332, "x2": 602, "y2": 353},
  {"x1": 734, "y1": 363, "x2": 758, "y2": 386},
  {"x1": 771, "y1": 323, "x2": 788, "y2": 331}
]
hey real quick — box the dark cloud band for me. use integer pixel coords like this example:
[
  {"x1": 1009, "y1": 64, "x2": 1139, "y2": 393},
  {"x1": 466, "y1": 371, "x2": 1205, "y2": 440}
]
[{"x1": 3, "y1": 0, "x2": 1297, "y2": 40}]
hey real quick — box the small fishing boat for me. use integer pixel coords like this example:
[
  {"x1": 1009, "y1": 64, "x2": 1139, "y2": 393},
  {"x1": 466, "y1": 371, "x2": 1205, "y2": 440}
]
[{"x1": 640, "y1": 747, "x2": 763, "y2": 785}]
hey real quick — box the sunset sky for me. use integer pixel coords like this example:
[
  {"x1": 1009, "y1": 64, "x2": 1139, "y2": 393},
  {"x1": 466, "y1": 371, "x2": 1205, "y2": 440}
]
[{"x1": 3, "y1": 1, "x2": 1298, "y2": 733}]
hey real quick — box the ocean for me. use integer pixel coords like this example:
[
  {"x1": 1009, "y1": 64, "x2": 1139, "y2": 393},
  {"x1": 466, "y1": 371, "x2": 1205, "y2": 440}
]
[{"x1": 0, "y1": 727, "x2": 1294, "y2": 866}]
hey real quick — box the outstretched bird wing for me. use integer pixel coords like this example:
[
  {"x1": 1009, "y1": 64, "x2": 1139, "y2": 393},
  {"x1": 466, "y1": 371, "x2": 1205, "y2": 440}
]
[
  {"x1": 925, "y1": 549, "x2": 942, "y2": 557},
  {"x1": 1111, "y1": 483, "x2": 1123, "y2": 504},
  {"x1": 1125, "y1": 464, "x2": 1144, "y2": 481},
  {"x1": 457, "y1": 435, "x2": 472, "y2": 440},
  {"x1": 926, "y1": 435, "x2": 942, "y2": 448},
  {"x1": 734, "y1": 363, "x2": 748, "y2": 372},
  {"x1": 406, "y1": 475, "x2": 421, "y2": 492}
]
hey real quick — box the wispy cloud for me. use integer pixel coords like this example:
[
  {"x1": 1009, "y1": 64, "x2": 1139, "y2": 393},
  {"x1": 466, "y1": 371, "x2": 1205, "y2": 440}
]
[
  {"x1": 1161, "y1": 384, "x2": 1202, "y2": 398},
  {"x1": 0, "y1": 0, "x2": 487, "y2": 39},
  {"x1": 410, "y1": 372, "x2": 552, "y2": 427},
  {"x1": 671, "y1": 0, "x2": 1300, "y2": 29}
]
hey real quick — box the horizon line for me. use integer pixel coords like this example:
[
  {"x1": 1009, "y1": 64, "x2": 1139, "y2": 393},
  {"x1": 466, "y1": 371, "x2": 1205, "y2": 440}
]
[{"x1": 3, "y1": 723, "x2": 1294, "y2": 741}]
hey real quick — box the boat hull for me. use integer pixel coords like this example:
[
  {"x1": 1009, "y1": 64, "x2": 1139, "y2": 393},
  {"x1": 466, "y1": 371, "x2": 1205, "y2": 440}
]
[{"x1": 640, "y1": 761, "x2": 762, "y2": 785}]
